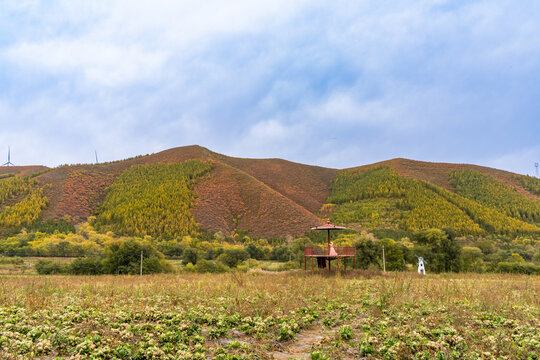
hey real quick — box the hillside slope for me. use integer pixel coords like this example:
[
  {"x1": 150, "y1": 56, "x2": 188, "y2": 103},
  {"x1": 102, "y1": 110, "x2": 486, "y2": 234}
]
[
  {"x1": 351, "y1": 158, "x2": 540, "y2": 201},
  {"x1": 326, "y1": 166, "x2": 540, "y2": 235},
  {"x1": 1, "y1": 146, "x2": 539, "y2": 238},
  {"x1": 31, "y1": 146, "x2": 330, "y2": 237}
]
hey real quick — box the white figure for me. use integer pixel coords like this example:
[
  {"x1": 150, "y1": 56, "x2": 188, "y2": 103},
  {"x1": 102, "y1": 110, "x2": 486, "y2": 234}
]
[
  {"x1": 329, "y1": 241, "x2": 338, "y2": 257},
  {"x1": 415, "y1": 255, "x2": 427, "y2": 275}
]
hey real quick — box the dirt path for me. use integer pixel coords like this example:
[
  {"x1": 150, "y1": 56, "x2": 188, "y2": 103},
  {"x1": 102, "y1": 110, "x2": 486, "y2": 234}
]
[{"x1": 272, "y1": 328, "x2": 326, "y2": 360}]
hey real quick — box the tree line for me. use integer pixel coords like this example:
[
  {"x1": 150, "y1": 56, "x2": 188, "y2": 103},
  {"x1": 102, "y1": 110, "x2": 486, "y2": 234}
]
[
  {"x1": 95, "y1": 160, "x2": 212, "y2": 239},
  {"x1": 0, "y1": 176, "x2": 48, "y2": 230},
  {"x1": 449, "y1": 170, "x2": 540, "y2": 224},
  {"x1": 327, "y1": 167, "x2": 540, "y2": 235}
]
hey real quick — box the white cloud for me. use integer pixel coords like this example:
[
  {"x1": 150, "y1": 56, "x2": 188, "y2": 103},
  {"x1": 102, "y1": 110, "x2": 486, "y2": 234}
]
[
  {"x1": 485, "y1": 146, "x2": 540, "y2": 176},
  {"x1": 1, "y1": 0, "x2": 540, "y2": 174},
  {"x1": 5, "y1": 41, "x2": 167, "y2": 86}
]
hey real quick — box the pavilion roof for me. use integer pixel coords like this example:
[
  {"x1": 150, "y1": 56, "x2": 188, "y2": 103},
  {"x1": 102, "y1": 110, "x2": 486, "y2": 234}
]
[{"x1": 311, "y1": 219, "x2": 347, "y2": 231}]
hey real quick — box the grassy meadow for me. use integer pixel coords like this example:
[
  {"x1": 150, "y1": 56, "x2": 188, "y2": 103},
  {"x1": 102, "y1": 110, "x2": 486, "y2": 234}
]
[{"x1": 0, "y1": 272, "x2": 538, "y2": 359}]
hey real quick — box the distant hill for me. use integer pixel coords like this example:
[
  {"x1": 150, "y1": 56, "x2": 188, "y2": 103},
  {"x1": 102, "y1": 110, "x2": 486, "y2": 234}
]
[{"x1": 0, "y1": 146, "x2": 539, "y2": 238}]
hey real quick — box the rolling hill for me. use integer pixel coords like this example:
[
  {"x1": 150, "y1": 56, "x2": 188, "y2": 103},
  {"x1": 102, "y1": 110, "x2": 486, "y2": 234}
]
[{"x1": 0, "y1": 146, "x2": 539, "y2": 238}]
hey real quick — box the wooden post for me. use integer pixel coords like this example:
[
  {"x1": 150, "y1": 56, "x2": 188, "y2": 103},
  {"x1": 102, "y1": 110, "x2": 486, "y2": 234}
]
[
  {"x1": 382, "y1": 245, "x2": 386, "y2": 273},
  {"x1": 304, "y1": 256, "x2": 306, "y2": 270},
  {"x1": 337, "y1": 256, "x2": 340, "y2": 273},
  {"x1": 311, "y1": 257, "x2": 314, "y2": 275},
  {"x1": 140, "y1": 250, "x2": 143, "y2": 276}
]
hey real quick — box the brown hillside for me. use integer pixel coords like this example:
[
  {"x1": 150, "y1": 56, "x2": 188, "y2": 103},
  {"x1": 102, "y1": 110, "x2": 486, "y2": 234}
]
[
  {"x1": 128, "y1": 146, "x2": 337, "y2": 214},
  {"x1": 192, "y1": 162, "x2": 321, "y2": 237},
  {"x1": 214, "y1": 155, "x2": 336, "y2": 214},
  {"x1": 349, "y1": 158, "x2": 540, "y2": 201},
  {"x1": 32, "y1": 146, "x2": 330, "y2": 236},
  {"x1": 0, "y1": 166, "x2": 49, "y2": 177},
  {"x1": 23, "y1": 146, "x2": 537, "y2": 237}
]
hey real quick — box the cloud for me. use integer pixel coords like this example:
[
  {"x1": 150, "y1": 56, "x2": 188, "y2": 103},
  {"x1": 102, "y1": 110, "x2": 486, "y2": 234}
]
[
  {"x1": 5, "y1": 41, "x2": 167, "y2": 86},
  {"x1": 485, "y1": 146, "x2": 540, "y2": 176},
  {"x1": 0, "y1": 0, "x2": 539, "y2": 174}
]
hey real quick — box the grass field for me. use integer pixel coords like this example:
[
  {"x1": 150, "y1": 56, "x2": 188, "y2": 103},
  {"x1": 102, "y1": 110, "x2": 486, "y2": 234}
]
[
  {"x1": 0, "y1": 272, "x2": 538, "y2": 359},
  {"x1": 0, "y1": 257, "x2": 76, "y2": 275}
]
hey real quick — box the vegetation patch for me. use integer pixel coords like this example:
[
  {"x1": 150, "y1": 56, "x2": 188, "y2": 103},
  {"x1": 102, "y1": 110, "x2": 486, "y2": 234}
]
[
  {"x1": 518, "y1": 174, "x2": 540, "y2": 196},
  {"x1": 326, "y1": 167, "x2": 540, "y2": 235},
  {"x1": 96, "y1": 160, "x2": 212, "y2": 239},
  {"x1": 0, "y1": 176, "x2": 48, "y2": 230},
  {"x1": 449, "y1": 170, "x2": 540, "y2": 224},
  {"x1": 0, "y1": 273, "x2": 538, "y2": 359}
]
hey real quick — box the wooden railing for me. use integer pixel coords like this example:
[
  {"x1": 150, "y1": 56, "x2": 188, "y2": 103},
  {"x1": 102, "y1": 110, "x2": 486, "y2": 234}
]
[{"x1": 304, "y1": 246, "x2": 355, "y2": 257}]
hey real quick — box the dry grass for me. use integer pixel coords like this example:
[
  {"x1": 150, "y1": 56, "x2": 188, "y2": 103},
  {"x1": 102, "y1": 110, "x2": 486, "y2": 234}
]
[{"x1": 0, "y1": 272, "x2": 538, "y2": 359}]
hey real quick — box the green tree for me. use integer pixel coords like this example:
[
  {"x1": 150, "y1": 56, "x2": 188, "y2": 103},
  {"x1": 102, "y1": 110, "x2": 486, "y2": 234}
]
[
  {"x1": 461, "y1": 247, "x2": 484, "y2": 272},
  {"x1": 380, "y1": 238, "x2": 406, "y2": 271},
  {"x1": 413, "y1": 229, "x2": 462, "y2": 272},
  {"x1": 354, "y1": 237, "x2": 381, "y2": 269},
  {"x1": 101, "y1": 238, "x2": 173, "y2": 274},
  {"x1": 217, "y1": 248, "x2": 250, "y2": 268}
]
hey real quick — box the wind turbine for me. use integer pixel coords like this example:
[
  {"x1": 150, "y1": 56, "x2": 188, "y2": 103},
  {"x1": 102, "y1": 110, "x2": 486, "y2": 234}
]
[{"x1": 2, "y1": 147, "x2": 14, "y2": 166}]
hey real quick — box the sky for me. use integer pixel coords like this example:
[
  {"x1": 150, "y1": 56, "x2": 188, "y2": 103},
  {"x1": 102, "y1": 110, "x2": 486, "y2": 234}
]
[{"x1": 0, "y1": 0, "x2": 539, "y2": 175}]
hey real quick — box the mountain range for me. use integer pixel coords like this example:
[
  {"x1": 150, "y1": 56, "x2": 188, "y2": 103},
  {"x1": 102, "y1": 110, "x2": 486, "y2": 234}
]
[{"x1": 0, "y1": 145, "x2": 539, "y2": 238}]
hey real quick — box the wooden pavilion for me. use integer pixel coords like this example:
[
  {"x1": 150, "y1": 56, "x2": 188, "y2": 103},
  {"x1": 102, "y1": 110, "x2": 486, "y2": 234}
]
[{"x1": 304, "y1": 219, "x2": 356, "y2": 274}]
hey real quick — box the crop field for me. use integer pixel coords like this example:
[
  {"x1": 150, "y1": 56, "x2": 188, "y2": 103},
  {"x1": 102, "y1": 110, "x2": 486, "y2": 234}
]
[{"x1": 0, "y1": 272, "x2": 538, "y2": 360}]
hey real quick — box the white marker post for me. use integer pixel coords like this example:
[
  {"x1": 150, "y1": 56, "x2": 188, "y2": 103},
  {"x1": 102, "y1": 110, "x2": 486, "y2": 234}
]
[{"x1": 415, "y1": 255, "x2": 427, "y2": 275}]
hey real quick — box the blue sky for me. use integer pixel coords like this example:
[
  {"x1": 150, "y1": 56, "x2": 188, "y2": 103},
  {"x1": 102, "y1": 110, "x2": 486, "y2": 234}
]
[{"x1": 0, "y1": 0, "x2": 539, "y2": 175}]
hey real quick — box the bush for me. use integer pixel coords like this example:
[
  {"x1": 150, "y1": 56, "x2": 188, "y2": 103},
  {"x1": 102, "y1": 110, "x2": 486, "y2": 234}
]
[
  {"x1": 31, "y1": 219, "x2": 76, "y2": 234},
  {"x1": 413, "y1": 229, "x2": 462, "y2": 272},
  {"x1": 246, "y1": 244, "x2": 264, "y2": 260},
  {"x1": 156, "y1": 241, "x2": 184, "y2": 257},
  {"x1": 101, "y1": 238, "x2": 173, "y2": 275},
  {"x1": 182, "y1": 247, "x2": 201, "y2": 265},
  {"x1": 496, "y1": 262, "x2": 540, "y2": 275},
  {"x1": 35, "y1": 259, "x2": 66, "y2": 275},
  {"x1": 217, "y1": 248, "x2": 250, "y2": 268},
  {"x1": 339, "y1": 325, "x2": 353, "y2": 340},
  {"x1": 380, "y1": 238, "x2": 406, "y2": 271},
  {"x1": 193, "y1": 259, "x2": 229, "y2": 273},
  {"x1": 0, "y1": 256, "x2": 24, "y2": 265},
  {"x1": 270, "y1": 246, "x2": 291, "y2": 262},
  {"x1": 69, "y1": 257, "x2": 103, "y2": 275},
  {"x1": 354, "y1": 237, "x2": 381, "y2": 269}
]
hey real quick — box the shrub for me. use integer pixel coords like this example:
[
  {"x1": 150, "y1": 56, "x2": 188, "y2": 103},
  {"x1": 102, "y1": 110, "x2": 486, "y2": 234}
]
[
  {"x1": 35, "y1": 260, "x2": 67, "y2": 275},
  {"x1": 68, "y1": 257, "x2": 103, "y2": 275},
  {"x1": 31, "y1": 219, "x2": 76, "y2": 234},
  {"x1": 101, "y1": 238, "x2": 173, "y2": 275},
  {"x1": 270, "y1": 246, "x2": 292, "y2": 262},
  {"x1": 413, "y1": 229, "x2": 462, "y2": 272},
  {"x1": 193, "y1": 259, "x2": 229, "y2": 273},
  {"x1": 380, "y1": 238, "x2": 406, "y2": 271},
  {"x1": 182, "y1": 248, "x2": 200, "y2": 265},
  {"x1": 496, "y1": 262, "x2": 540, "y2": 275},
  {"x1": 246, "y1": 244, "x2": 264, "y2": 260},
  {"x1": 0, "y1": 256, "x2": 24, "y2": 265},
  {"x1": 339, "y1": 325, "x2": 353, "y2": 340},
  {"x1": 217, "y1": 248, "x2": 250, "y2": 268}
]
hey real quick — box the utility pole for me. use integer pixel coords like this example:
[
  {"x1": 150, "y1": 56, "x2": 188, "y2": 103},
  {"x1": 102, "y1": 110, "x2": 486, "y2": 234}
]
[
  {"x1": 140, "y1": 251, "x2": 143, "y2": 276},
  {"x1": 382, "y1": 245, "x2": 386, "y2": 272}
]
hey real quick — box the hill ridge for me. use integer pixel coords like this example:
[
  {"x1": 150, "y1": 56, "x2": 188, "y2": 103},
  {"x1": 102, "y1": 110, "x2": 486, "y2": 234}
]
[{"x1": 1, "y1": 145, "x2": 538, "y2": 237}]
